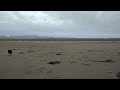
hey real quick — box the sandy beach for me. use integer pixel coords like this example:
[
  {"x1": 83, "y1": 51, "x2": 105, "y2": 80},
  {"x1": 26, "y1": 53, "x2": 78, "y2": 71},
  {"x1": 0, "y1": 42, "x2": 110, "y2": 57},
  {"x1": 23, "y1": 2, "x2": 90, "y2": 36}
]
[{"x1": 0, "y1": 41, "x2": 120, "y2": 79}]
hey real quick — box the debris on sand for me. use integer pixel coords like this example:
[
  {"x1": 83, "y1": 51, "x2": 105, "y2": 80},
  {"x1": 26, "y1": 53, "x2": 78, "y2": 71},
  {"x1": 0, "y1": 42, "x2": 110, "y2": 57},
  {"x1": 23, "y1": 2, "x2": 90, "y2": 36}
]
[
  {"x1": 27, "y1": 51, "x2": 35, "y2": 53},
  {"x1": 12, "y1": 49, "x2": 20, "y2": 50},
  {"x1": 105, "y1": 59, "x2": 115, "y2": 63},
  {"x1": 116, "y1": 72, "x2": 120, "y2": 79},
  {"x1": 48, "y1": 61, "x2": 61, "y2": 65},
  {"x1": 82, "y1": 63, "x2": 90, "y2": 66},
  {"x1": 56, "y1": 53, "x2": 61, "y2": 55},
  {"x1": 19, "y1": 52, "x2": 24, "y2": 54},
  {"x1": 92, "y1": 59, "x2": 115, "y2": 63}
]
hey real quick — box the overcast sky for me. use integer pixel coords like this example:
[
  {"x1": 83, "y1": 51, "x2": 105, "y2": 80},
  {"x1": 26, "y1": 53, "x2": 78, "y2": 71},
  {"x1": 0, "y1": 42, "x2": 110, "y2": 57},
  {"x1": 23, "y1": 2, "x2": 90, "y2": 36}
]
[{"x1": 0, "y1": 11, "x2": 120, "y2": 38}]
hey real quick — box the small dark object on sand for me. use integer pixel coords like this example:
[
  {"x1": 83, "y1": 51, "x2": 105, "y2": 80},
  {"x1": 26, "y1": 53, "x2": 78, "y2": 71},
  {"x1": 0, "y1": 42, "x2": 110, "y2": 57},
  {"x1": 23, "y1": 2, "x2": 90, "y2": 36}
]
[
  {"x1": 116, "y1": 72, "x2": 120, "y2": 79},
  {"x1": 48, "y1": 61, "x2": 61, "y2": 65},
  {"x1": 118, "y1": 52, "x2": 120, "y2": 54},
  {"x1": 27, "y1": 51, "x2": 35, "y2": 53},
  {"x1": 82, "y1": 63, "x2": 90, "y2": 66},
  {"x1": 8, "y1": 50, "x2": 12, "y2": 56},
  {"x1": 12, "y1": 49, "x2": 20, "y2": 50},
  {"x1": 105, "y1": 59, "x2": 114, "y2": 63},
  {"x1": 93, "y1": 59, "x2": 114, "y2": 63},
  {"x1": 56, "y1": 53, "x2": 61, "y2": 55}
]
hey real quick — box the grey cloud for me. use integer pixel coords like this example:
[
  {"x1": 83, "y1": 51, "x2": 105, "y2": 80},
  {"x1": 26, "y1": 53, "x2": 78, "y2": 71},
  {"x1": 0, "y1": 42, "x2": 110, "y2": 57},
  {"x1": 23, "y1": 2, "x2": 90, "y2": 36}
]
[{"x1": 0, "y1": 11, "x2": 120, "y2": 38}]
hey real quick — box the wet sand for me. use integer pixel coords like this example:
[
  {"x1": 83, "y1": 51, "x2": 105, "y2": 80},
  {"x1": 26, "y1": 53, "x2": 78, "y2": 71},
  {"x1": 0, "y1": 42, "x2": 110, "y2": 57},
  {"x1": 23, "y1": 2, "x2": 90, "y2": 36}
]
[{"x1": 0, "y1": 41, "x2": 120, "y2": 79}]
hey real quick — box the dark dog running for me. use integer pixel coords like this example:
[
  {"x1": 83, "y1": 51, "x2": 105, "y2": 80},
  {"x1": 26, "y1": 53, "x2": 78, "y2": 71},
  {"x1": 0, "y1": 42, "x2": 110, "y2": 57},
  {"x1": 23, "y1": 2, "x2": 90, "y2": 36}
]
[{"x1": 8, "y1": 50, "x2": 12, "y2": 56}]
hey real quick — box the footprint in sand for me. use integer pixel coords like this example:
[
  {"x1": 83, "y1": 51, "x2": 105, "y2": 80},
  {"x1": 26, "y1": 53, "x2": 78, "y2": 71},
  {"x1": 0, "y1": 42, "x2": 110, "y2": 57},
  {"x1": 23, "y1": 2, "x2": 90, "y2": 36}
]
[
  {"x1": 19, "y1": 52, "x2": 25, "y2": 54},
  {"x1": 12, "y1": 49, "x2": 16, "y2": 50},
  {"x1": 29, "y1": 65, "x2": 35, "y2": 68},
  {"x1": 117, "y1": 52, "x2": 120, "y2": 56},
  {"x1": 46, "y1": 70, "x2": 53, "y2": 73},
  {"x1": 52, "y1": 77, "x2": 61, "y2": 79},
  {"x1": 107, "y1": 71, "x2": 113, "y2": 74},
  {"x1": 25, "y1": 71, "x2": 31, "y2": 74},
  {"x1": 70, "y1": 61, "x2": 77, "y2": 64},
  {"x1": 116, "y1": 72, "x2": 120, "y2": 79},
  {"x1": 87, "y1": 50, "x2": 95, "y2": 52},
  {"x1": 82, "y1": 63, "x2": 90, "y2": 66},
  {"x1": 117, "y1": 52, "x2": 120, "y2": 54},
  {"x1": 37, "y1": 67, "x2": 47, "y2": 73},
  {"x1": 78, "y1": 52, "x2": 83, "y2": 53}
]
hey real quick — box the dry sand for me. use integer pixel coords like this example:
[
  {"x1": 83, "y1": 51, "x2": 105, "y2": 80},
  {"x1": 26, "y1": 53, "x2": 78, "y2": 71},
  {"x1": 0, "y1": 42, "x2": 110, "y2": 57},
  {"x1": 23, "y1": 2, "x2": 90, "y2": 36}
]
[{"x1": 0, "y1": 41, "x2": 120, "y2": 79}]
